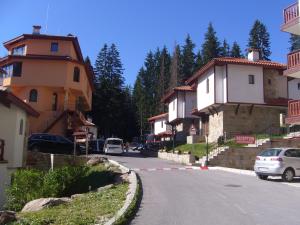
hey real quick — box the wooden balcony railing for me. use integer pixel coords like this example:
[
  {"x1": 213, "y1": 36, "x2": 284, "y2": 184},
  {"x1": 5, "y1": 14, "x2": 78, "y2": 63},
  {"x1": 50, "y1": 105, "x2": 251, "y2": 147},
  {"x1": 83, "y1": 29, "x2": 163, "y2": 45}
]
[
  {"x1": 288, "y1": 100, "x2": 300, "y2": 117},
  {"x1": 0, "y1": 139, "x2": 5, "y2": 161},
  {"x1": 287, "y1": 49, "x2": 300, "y2": 69},
  {"x1": 284, "y1": 2, "x2": 299, "y2": 24}
]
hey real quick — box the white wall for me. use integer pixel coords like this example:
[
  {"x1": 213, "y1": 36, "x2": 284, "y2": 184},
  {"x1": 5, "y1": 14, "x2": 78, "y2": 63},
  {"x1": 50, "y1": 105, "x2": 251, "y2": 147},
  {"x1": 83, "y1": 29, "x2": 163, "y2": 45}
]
[
  {"x1": 168, "y1": 96, "x2": 177, "y2": 122},
  {"x1": 288, "y1": 79, "x2": 300, "y2": 100},
  {"x1": 0, "y1": 163, "x2": 10, "y2": 209},
  {"x1": 215, "y1": 65, "x2": 227, "y2": 104},
  {"x1": 197, "y1": 68, "x2": 215, "y2": 111},
  {"x1": 154, "y1": 118, "x2": 170, "y2": 135},
  {"x1": 0, "y1": 103, "x2": 27, "y2": 168},
  {"x1": 227, "y1": 64, "x2": 264, "y2": 104}
]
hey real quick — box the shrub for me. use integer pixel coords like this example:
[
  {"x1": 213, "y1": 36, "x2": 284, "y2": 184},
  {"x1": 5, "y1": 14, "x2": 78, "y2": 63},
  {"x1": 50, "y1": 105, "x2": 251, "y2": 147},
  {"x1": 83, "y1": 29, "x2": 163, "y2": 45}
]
[
  {"x1": 5, "y1": 169, "x2": 44, "y2": 211},
  {"x1": 5, "y1": 165, "x2": 113, "y2": 212}
]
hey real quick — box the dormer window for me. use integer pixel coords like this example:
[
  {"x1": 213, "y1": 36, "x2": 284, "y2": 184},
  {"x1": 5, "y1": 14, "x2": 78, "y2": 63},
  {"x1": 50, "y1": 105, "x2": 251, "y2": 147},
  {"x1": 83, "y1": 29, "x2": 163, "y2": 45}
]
[
  {"x1": 12, "y1": 45, "x2": 25, "y2": 56},
  {"x1": 51, "y1": 42, "x2": 59, "y2": 52}
]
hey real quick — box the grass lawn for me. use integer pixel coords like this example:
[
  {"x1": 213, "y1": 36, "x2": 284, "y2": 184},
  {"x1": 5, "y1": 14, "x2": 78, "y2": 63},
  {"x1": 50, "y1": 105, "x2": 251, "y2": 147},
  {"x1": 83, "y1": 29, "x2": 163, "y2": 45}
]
[
  {"x1": 168, "y1": 139, "x2": 246, "y2": 159},
  {"x1": 13, "y1": 183, "x2": 129, "y2": 225}
]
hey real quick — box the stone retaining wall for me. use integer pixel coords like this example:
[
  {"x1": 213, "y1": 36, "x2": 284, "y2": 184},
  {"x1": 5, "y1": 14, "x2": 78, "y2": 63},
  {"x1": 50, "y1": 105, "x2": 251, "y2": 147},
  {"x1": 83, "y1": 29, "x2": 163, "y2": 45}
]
[
  {"x1": 26, "y1": 151, "x2": 88, "y2": 170},
  {"x1": 158, "y1": 152, "x2": 195, "y2": 165}
]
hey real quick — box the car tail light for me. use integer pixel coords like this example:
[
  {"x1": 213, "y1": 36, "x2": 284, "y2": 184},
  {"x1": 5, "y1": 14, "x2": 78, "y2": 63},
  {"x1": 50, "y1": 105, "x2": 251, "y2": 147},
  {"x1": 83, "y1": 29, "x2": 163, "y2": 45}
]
[
  {"x1": 256, "y1": 156, "x2": 260, "y2": 160},
  {"x1": 271, "y1": 157, "x2": 283, "y2": 162}
]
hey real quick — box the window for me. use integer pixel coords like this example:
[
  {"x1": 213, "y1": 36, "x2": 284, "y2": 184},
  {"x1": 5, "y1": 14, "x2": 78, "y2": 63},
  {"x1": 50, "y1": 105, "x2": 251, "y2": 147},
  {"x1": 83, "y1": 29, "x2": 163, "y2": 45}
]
[
  {"x1": 206, "y1": 78, "x2": 209, "y2": 93},
  {"x1": 52, "y1": 93, "x2": 58, "y2": 111},
  {"x1": 29, "y1": 89, "x2": 38, "y2": 102},
  {"x1": 19, "y1": 119, "x2": 24, "y2": 135},
  {"x1": 248, "y1": 75, "x2": 255, "y2": 84},
  {"x1": 12, "y1": 45, "x2": 25, "y2": 56},
  {"x1": 161, "y1": 121, "x2": 163, "y2": 128},
  {"x1": 298, "y1": 83, "x2": 300, "y2": 90},
  {"x1": 173, "y1": 101, "x2": 175, "y2": 111},
  {"x1": 268, "y1": 79, "x2": 272, "y2": 85},
  {"x1": 73, "y1": 67, "x2": 80, "y2": 82},
  {"x1": 2, "y1": 62, "x2": 22, "y2": 77},
  {"x1": 51, "y1": 42, "x2": 59, "y2": 52},
  {"x1": 13, "y1": 62, "x2": 22, "y2": 77},
  {"x1": 284, "y1": 149, "x2": 298, "y2": 158}
]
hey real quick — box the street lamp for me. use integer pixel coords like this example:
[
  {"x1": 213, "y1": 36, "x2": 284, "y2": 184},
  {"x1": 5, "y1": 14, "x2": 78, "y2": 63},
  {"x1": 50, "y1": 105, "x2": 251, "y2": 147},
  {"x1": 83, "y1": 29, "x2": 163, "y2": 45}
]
[{"x1": 205, "y1": 134, "x2": 209, "y2": 166}]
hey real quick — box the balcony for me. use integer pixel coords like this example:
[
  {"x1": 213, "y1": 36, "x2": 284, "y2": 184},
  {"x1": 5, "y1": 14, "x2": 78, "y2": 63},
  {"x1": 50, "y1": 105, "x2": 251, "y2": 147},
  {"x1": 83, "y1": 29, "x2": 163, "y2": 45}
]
[
  {"x1": 286, "y1": 100, "x2": 300, "y2": 124},
  {"x1": 282, "y1": 2, "x2": 300, "y2": 35},
  {"x1": 284, "y1": 50, "x2": 300, "y2": 77}
]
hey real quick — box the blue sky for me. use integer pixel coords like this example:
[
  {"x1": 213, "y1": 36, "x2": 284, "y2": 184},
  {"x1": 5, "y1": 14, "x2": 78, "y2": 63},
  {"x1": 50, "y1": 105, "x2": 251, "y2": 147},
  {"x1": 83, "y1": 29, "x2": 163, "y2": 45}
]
[{"x1": 0, "y1": 0, "x2": 294, "y2": 85}]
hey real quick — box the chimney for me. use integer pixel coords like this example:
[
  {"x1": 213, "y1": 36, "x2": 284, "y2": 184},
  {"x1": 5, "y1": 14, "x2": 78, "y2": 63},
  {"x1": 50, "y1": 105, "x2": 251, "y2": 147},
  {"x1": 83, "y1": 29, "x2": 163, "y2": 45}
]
[
  {"x1": 248, "y1": 48, "x2": 260, "y2": 62},
  {"x1": 32, "y1": 25, "x2": 41, "y2": 35}
]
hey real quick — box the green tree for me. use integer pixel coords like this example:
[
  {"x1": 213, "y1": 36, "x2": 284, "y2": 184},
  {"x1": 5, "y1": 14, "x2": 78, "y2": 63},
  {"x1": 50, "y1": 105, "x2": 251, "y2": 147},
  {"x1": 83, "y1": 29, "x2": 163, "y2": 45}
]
[
  {"x1": 230, "y1": 41, "x2": 243, "y2": 58},
  {"x1": 289, "y1": 34, "x2": 300, "y2": 52},
  {"x1": 195, "y1": 51, "x2": 204, "y2": 71},
  {"x1": 181, "y1": 34, "x2": 196, "y2": 81},
  {"x1": 247, "y1": 20, "x2": 271, "y2": 60},
  {"x1": 202, "y1": 22, "x2": 221, "y2": 64},
  {"x1": 169, "y1": 44, "x2": 182, "y2": 89},
  {"x1": 91, "y1": 44, "x2": 138, "y2": 139},
  {"x1": 220, "y1": 39, "x2": 230, "y2": 57}
]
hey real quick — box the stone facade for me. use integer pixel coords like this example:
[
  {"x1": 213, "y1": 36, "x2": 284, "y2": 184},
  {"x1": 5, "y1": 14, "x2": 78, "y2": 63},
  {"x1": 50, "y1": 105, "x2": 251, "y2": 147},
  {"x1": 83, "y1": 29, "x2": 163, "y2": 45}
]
[
  {"x1": 263, "y1": 69, "x2": 287, "y2": 100},
  {"x1": 158, "y1": 151, "x2": 195, "y2": 165},
  {"x1": 174, "y1": 118, "x2": 199, "y2": 143},
  {"x1": 206, "y1": 104, "x2": 285, "y2": 143}
]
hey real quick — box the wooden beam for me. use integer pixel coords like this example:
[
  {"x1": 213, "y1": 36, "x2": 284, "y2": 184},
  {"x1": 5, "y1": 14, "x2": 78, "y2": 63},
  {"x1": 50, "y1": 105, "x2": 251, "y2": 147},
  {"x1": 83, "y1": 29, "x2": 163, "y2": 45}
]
[
  {"x1": 235, "y1": 104, "x2": 240, "y2": 115},
  {"x1": 249, "y1": 104, "x2": 254, "y2": 115}
]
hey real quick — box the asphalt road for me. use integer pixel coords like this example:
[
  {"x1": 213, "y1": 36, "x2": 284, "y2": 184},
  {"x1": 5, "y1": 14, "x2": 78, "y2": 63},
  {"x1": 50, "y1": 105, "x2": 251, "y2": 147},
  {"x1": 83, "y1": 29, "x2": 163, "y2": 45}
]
[{"x1": 99, "y1": 151, "x2": 300, "y2": 225}]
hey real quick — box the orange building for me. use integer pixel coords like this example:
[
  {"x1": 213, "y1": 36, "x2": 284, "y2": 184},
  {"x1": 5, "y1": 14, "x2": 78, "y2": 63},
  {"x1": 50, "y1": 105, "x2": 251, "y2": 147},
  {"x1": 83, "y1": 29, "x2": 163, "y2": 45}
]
[{"x1": 0, "y1": 26, "x2": 94, "y2": 137}]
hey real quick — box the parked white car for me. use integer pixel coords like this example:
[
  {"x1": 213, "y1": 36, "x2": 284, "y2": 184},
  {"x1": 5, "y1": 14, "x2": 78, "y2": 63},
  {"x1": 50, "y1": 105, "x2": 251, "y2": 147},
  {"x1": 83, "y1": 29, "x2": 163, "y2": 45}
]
[
  {"x1": 104, "y1": 138, "x2": 124, "y2": 155},
  {"x1": 254, "y1": 148, "x2": 300, "y2": 182}
]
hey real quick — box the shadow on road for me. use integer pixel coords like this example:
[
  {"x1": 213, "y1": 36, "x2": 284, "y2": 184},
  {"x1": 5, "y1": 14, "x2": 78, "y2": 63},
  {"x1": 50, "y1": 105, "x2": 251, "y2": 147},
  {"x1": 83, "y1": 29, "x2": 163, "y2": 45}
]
[{"x1": 267, "y1": 177, "x2": 300, "y2": 183}]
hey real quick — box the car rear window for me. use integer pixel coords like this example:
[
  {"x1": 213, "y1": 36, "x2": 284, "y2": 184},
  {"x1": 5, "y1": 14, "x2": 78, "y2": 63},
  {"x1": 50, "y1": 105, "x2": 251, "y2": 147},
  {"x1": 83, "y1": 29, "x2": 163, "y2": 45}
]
[
  {"x1": 259, "y1": 149, "x2": 282, "y2": 157},
  {"x1": 107, "y1": 140, "x2": 122, "y2": 145}
]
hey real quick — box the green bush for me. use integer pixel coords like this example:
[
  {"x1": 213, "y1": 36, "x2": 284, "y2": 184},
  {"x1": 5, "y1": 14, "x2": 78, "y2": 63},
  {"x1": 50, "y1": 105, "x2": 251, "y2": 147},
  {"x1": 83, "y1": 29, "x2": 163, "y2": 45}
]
[
  {"x1": 5, "y1": 165, "x2": 113, "y2": 212},
  {"x1": 5, "y1": 169, "x2": 44, "y2": 212}
]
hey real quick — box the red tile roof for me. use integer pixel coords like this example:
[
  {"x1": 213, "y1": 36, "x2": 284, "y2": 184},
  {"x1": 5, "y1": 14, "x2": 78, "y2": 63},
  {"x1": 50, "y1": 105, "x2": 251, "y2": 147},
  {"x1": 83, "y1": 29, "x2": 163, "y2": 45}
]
[
  {"x1": 0, "y1": 89, "x2": 39, "y2": 117},
  {"x1": 186, "y1": 57, "x2": 287, "y2": 85},
  {"x1": 148, "y1": 113, "x2": 168, "y2": 122},
  {"x1": 161, "y1": 85, "x2": 195, "y2": 103}
]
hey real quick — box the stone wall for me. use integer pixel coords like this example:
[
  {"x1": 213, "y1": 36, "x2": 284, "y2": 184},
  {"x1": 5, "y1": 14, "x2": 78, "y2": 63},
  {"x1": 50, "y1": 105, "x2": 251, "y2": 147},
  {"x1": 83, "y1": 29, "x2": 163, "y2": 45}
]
[
  {"x1": 208, "y1": 111, "x2": 224, "y2": 143},
  {"x1": 263, "y1": 69, "x2": 287, "y2": 100},
  {"x1": 158, "y1": 152, "x2": 195, "y2": 165},
  {"x1": 26, "y1": 151, "x2": 88, "y2": 170},
  {"x1": 175, "y1": 118, "x2": 199, "y2": 143},
  {"x1": 209, "y1": 138, "x2": 300, "y2": 170},
  {"x1": 223, "y1": 105, "x2": 284, "y2": 139}
]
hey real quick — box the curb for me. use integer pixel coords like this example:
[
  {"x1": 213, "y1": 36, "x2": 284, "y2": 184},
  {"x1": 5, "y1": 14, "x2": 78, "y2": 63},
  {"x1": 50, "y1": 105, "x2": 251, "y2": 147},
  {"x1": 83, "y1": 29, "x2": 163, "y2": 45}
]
[
  {"x1": 100, "y1": 160, "x2": 140, "y2": 225},
  {"x1": 208, "y1": 166, "x2": 256, "y2": 176}
]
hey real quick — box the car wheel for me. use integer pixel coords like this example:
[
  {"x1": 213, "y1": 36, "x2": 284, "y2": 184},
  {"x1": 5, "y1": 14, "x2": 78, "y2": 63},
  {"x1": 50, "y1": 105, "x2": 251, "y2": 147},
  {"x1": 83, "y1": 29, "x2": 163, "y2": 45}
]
[
  {"x1": 258, "y1": 175, "x2": 268, "y2": 180},
  {"x1": 282, "y1": 168, "x2": 295, "y2": 182}
]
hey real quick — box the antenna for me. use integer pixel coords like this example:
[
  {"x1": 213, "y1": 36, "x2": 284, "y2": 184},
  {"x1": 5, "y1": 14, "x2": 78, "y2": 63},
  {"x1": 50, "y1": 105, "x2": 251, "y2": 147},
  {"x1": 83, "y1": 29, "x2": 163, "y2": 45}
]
[{"x1": 45, "y1": 2, "x2": 50, "y2": 33}]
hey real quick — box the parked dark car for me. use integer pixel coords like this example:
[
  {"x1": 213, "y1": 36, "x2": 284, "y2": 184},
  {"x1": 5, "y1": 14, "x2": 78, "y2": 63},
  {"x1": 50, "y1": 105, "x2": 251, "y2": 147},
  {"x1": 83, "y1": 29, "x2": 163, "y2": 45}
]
[
  {"x1": 89, "y1": 139, "x2": 105, "y2": 153},
  {"x1": 28, "y1": 133, "x2": 80, "y2": 154}
]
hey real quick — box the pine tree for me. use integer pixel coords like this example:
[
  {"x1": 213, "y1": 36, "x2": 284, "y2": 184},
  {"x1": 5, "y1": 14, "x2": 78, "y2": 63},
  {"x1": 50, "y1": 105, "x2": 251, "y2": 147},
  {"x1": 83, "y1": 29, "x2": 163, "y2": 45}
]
[
  {"x1": 247, "y1": 20, "x2": 271, "y2": 60},
  {"x1": 169, "y1": 44, "x2": 181, "y2": 89},
  {"x1": 202, "y1": 22, "x2": 221, "y2": 64},
  {"x1": 220, "y1": 39, "x2": 230, "y2": 57},
  {"x1": 92, "y1": 43, "x2": 137, "y2": 138},
  {"x1": 289, "y1": 34, "x2": 300, "y2": 52},
  {"x1": 181, "y1": 34, "x2": 196, "y2": 81},
  {"x1": 195, "y1": 51, "x2": 204, "y2": 71},
  {"x1": 230, "y1": 42, "x2": 243, "y2": 58}
]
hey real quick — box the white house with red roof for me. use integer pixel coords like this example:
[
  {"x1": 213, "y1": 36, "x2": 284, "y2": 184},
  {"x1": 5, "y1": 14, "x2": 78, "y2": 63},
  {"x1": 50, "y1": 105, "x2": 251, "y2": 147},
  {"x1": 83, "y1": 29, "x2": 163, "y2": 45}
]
[
  {"x1": 148, "y1": 113, "x2": 172, "y2": 141},
  {"x1": 161, "y1": 86, "x2": 199, "y2": 142},
  {"x1": 281, "y1": 1, "x2": 300, "y2": 126},
  {"x1": 186, "y1": 49, "x2": 299, "y2": 142}
]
